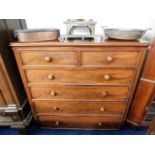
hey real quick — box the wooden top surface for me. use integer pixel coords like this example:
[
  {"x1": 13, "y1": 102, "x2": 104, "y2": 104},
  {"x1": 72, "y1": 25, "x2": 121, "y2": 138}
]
[{"x1": 10, "y1": 39, "x2": 150, "y2": 47}]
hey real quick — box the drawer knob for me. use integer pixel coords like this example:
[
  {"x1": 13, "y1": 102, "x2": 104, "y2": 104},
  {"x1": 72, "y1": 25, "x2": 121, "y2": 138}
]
[
  {"x1": 50, "y1": 92, "x2": 57, "y2": 96},
  {"x1": 48, "y1": 74, "x2": 54, "y2": 80},
  {"x1": 45, "y1": 56, "x2": 52, "y2": 62},
  {"x1": 100, "y1": 107, "x2": 106, "y2": 112},
  {"x1": 98, "y1": 122, "x2": 103, "y2": 126},
  {"x1": 102, "y1": 91, "x2": 108, "y2": 97},
  {"x1": 52, "y1": 106, "x2": 60, "y2": 111},
  {"x1": 106, "y1": 56, "x2": 113, "y2": 62},
  {"x1": 104, "y1": 74, "x2": 111, "y2": 80},
  {"x1": 55, "y1": 121, "x2": 60, "y2": 126}
]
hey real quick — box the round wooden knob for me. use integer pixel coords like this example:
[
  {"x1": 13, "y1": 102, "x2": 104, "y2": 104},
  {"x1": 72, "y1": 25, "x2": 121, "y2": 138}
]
[
  {"x1": 50, "y1": 92, "x2": 57, "y2": 96},
  {"x1": 104, "y1": 74, "x2": 111, "y2": 81},
  {"x1": 48, "y1": 74, "x2": 54, "y2": 80},
  {"x1": 45, "y1": 56, "x2": 52, "y2": 62},
  {"x1": 106, "y1": 56, "x2": 113, "y2": 62},
  {"x1": 55, "y1": 121, "x2": 60, "y2": 126},
  {"x1": 52, "y1": 106, "x2": 60, "y2": 111},
  {"x1": 98, "y1": 122, "x2": 103, "y2": 126},
  {"x1": 100, "y1": 107, "x2": 106, "y2": 112},
  {"x1": 102, "y1": 91, "x2": 108, "y2": 97}
]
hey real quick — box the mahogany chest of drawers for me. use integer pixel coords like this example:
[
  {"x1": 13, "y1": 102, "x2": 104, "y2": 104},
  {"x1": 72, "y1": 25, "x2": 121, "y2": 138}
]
[{"x1": 10, "y1": 41, "x2": 149, "y2": 130}]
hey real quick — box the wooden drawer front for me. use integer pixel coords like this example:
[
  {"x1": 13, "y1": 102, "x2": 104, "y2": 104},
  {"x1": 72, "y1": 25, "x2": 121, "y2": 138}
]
[
  {"x1": 82, "y1": 50, "x2": 139, "y2": 67},
  {"x1": 26, "y1": 69, "x2": 135, "y2": 85},
  {"x1": 34, "y1": 101, "x2": 126, "y2": 115},
  {"x1": 20, "y1": 51, "x2": 77, "y2": 66},
  {"x1": 38, "y1": 115, "x2": 122, "y2": 129},
  {"x1": 30, "y1": 86, "x2": 130, "y2": 101}
]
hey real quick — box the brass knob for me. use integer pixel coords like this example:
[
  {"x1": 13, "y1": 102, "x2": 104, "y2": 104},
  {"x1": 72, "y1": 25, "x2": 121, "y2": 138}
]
[
  {"x1": 102, "y1": 91, "x2": 108, "y2": 97},
  {"x1": 104, "y1": 74, "x2": 111, "y2": 81},
  {"x1": 55, "y1": 121, "x2": 60, "y2": 126},
  {"x1": 98, "y1": 122, "x2": 103, "y2": 126},
  {"x1": 50, "y1": 91, "x2": 57, "y2": 96},
  {"x1": 106, "y1": 56, "x2": 113, "y2": 62},
  {"x1": 48, "y1": 74, "x2": 54, "y2": 80},
  {"x1": 52, "y1": 106, "x2": 60, "y2": 111},
  {"x1": 100, "y1": 107, "x2": 106, "y2": 112},
  {"x1": 45, "y1": 56, "x2": 52, "y2": 62}
]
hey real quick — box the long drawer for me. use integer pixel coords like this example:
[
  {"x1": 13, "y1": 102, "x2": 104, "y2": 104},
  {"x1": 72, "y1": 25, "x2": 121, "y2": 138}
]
[
  {"x1": 38, "y1": 115, "x2": 122, "y2": 129},
  {"x1": 34, "y1": 101, "x2": 126, "y2": 115},
  {"x1": 26, "y1": 68, "x2": 135, "y2": 85},
  {"x1": 30, "y1": 86, "x2": 130, "y2": 101}
]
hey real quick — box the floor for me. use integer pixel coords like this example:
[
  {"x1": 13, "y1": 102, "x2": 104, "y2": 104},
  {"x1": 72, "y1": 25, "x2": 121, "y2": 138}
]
[{"x1": 0, "y1": 121, "x2": 147, "y2": 135}]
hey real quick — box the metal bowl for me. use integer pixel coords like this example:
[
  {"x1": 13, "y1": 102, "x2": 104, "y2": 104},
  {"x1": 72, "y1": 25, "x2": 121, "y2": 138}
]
[
  {"x1": 15, "y1": 29, "x2": 60, "y2": 42},
  {"x1": 102, "y1": 27, "x2": 151, "y2": 40}
]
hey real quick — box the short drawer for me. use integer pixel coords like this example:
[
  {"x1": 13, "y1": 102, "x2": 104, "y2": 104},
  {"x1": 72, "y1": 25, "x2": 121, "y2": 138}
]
[
  {"x1": 30, "y1": 86, "x2": 130, "y2": 101},
  {"x1": 20, "y1": 51, "x2": 77, "y2": 66},
  {"x1": 82, "y1": 47, "x2": 140, "y2": 67},
  {"x1": 37, "y1": 115, "x2": 122, "y2": 129},
  {"x1": 26, "y1": 68, "x2": 135, "y2": 85},
  {"x1": 34, "y1": 101, "x2": 126, "y2": 115}
]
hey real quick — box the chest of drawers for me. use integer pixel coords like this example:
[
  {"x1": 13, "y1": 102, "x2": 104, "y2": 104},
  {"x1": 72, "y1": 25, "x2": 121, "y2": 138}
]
[{"x1": 10, "y1": 41, "x2": 149, "y2": 130}]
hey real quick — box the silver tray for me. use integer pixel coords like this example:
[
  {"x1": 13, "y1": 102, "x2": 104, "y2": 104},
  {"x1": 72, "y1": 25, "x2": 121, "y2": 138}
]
[{"x1": 102, "y1": 27, "x2": 151, "y2": 40}]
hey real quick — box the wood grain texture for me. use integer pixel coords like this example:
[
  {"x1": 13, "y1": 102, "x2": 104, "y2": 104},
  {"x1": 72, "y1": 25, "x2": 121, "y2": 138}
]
[
  {"x1": 82, "y1": 49, "x2": 141, "y2": 67},
  {"x1": 0, "y1": 19, "x2": 31, "y2": 128},
  {"x1": 10, "y1": 40, "x2": 150, "y2": 47},
  {"x1": 0, "y1": 62, "x2": 15, "y2": 104},
  {"x1": 11, "y1": 40, "x2": 149, "y2": 129},
  {"x1": 20, "y1": 51, "x2": 77, "y2": 66},
  {"x1": 0, "y1": 91, "x2": 6, "y2": 105},
  {"x1": 25, "y1": 68, "x2": 135, "y2": 85},
  {"x1": 38, "y1": 115, "x2": 122, "y2": 129},
  {"x1": 30, "y1": 86, "x2": 130, "y2": 101},
  {"x1": 34, "y1": 101, "x2": 126, "y2": 115},
  {"x1": 127, "y1": 81, "x2": 155, "y2": 124},
  {"x1": 127, "y1": 40, "x2": 155, "y2": 128},
  {"x1": 142, "y1": 40, "x2": 155, "y2": 80}
]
